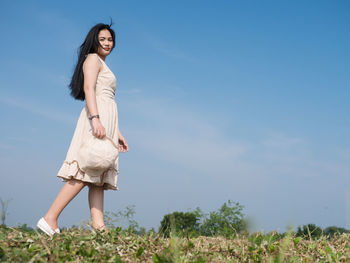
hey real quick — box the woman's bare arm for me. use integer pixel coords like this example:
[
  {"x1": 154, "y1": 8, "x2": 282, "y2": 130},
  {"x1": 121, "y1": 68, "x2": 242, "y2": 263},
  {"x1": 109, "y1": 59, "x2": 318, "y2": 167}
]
[
  {"x1": 83, "y1": 54, "x2": 101, "y2": 117},
  {"x1": 83, "y1": 54, "x2": 106, "y2": 138}
]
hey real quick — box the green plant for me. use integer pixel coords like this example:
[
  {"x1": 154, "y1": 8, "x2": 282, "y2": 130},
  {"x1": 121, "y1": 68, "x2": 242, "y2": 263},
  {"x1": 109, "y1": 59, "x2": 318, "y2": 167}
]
[
  {"x1": 159, "y1": 209, "x2": 202, "y2": 238},
  {"x1": 0, "y1": 198, "x2": 12, "y2": 226},
  {"x1": 324, "y1": 226, "x2": 349, "y2": 238},
  {"x1": 200, "y1": 200, "x2": 247, "y2": 237},
  {"x1": 296, "y1": 223, "x2": 323, "y2": 240},
  {"x1": 104, "y1": 205, "x2": 141, "y2": 234},
  {"x1": 1, "y1": 224, "x2": 350, "y2": 262}
]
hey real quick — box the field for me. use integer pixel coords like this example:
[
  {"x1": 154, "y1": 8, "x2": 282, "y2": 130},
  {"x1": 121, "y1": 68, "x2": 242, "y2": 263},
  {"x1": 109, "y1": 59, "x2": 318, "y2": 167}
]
[{"x1": 1, "y1": 225, "x2": 350, "y2": 262}]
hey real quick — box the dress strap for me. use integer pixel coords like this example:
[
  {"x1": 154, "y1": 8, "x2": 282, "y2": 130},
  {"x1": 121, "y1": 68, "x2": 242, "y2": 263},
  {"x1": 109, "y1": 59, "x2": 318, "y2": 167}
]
[
  {"x1": 94, "y1": 54, "x2": 107, "y2": 72},
  {"x1": 95, "y1": 54, "x2": 105, "y2": 63}
]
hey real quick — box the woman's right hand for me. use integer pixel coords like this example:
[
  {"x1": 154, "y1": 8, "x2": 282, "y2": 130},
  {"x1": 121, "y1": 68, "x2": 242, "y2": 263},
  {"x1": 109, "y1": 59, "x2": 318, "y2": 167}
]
[{"x1": 91, "y1": 118, "x2": 106, "y2": 139}]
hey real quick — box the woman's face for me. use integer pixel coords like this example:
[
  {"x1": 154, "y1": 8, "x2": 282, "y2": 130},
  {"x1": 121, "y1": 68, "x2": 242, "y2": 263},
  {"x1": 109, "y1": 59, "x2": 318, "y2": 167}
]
[{"x1": 97, "y1": 29, "x2": 113, "y2": 57}]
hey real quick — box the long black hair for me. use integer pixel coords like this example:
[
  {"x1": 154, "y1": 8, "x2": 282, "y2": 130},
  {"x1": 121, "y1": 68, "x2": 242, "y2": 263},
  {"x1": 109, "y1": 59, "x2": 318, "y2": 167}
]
[{"x1": 69, "y1": 21, "x2": 116, "y2": 101}]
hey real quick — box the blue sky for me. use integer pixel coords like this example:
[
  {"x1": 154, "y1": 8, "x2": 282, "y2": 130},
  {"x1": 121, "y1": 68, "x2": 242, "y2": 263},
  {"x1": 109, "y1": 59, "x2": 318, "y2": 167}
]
[{"x1": 0, "y1": 0, "x2": 349, "y2": 233}]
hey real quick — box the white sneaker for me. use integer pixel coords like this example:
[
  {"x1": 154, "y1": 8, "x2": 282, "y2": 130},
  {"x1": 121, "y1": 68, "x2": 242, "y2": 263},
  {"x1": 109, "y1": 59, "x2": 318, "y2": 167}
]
[{"x1": 37, "y1": 217, "x2": 59, "y2": 237}]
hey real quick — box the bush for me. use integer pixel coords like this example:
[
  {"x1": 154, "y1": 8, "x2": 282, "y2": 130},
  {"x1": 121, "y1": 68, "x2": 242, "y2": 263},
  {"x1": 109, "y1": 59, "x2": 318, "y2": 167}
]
[
  {"x1": 199, "y1": 200, "x2": 247, "y2": 237},
  {"x1": 324, "y1": 226, "x2": 349, "y2": 237},
  {"x1": 296, "y1": 224, "x2": 323, "y2": 239},
  {"x1": 159, "y1": 200, "x2": 248, "y2": 238},
  {"x1": 159, "y1": 210, "x2": 201, "y2": 237},
  {"x1": 104, "y1": 205, "x2": 140, "y2": 234}
]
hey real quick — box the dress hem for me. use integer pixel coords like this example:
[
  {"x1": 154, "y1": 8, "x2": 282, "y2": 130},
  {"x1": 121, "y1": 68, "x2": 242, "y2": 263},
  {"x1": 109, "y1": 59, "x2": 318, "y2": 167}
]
[{"x1": 57, "y1": 159, "x2": 119, "y2": 191}]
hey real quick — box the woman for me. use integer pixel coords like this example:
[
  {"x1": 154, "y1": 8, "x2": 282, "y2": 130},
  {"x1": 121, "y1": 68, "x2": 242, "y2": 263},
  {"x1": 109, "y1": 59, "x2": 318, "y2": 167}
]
[{"x1": 36, "y1": 22, "x2": 128, "y2": 237}]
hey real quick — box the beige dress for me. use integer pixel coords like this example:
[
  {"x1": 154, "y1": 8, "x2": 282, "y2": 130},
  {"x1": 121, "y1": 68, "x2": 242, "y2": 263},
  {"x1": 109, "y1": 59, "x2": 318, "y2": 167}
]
[{"x1": 57, "y1": 53, "x2": 119, "y2": 190}]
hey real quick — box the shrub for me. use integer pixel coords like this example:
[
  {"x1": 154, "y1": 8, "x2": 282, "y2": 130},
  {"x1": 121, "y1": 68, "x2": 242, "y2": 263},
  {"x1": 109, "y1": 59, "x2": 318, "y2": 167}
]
[
  {"x1": 296, "y1": 224, "x2": 323, "y2": 239},
  {"x1": 199, "y1": 200, "x2": 247, "y2": 237},
  {"x1": 159, "y1": 210, "x2": 201, "y2": 237}
]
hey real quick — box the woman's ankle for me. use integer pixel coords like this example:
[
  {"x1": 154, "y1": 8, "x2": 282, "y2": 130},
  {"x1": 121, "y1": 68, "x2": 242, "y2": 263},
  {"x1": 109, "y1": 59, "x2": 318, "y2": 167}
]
[
  {"x1": 43, "y1": 215, "x2": 58, "y2": 229},
  {"x1": 92, "y1": 223, "x2": 106, "y2": 231}
]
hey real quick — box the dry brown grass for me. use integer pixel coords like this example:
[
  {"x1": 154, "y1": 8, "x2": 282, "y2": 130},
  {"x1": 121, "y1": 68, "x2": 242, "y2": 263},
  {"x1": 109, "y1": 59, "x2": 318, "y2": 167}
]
[{"x1": 1, "y1": 225, "x2": 349, "y2": 262}]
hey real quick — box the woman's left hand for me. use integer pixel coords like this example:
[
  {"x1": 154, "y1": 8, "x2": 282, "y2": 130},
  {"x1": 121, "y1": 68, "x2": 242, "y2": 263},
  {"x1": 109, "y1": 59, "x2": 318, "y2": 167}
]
[{"x1": 118, "y1": 130, "x2": 129, "y2": 152}]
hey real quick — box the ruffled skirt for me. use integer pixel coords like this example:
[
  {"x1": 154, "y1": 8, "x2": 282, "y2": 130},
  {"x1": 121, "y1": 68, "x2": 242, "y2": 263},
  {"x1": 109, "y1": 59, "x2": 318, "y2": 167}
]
[{"x1": 57, "y1": 96, "x2": 119, "y2": 191}]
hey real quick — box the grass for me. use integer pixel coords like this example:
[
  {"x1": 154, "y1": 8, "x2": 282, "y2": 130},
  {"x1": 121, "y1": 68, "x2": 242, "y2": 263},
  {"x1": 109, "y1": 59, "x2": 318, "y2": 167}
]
[{"x1": 1, "y1": 225, "x2": 350, "y2": 262}]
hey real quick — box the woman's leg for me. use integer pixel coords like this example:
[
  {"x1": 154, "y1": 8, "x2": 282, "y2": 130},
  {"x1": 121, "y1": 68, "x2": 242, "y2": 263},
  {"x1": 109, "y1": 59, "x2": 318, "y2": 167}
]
[
  {"x1": 44, "y1": 179, "x2": 86, "y2": 229},
  {"x1": 88, "y1": 184, "x2": 106, "y2": 230}
]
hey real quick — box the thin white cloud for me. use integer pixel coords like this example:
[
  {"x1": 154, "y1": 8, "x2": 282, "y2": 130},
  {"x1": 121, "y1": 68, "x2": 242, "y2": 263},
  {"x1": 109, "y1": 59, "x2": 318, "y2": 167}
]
[
  {"x1": 0, "y1": 95, "x2": 76, "y2": 124},
  {"x1": 123, "y1": 93, "x2": 350, "y2": 182}
]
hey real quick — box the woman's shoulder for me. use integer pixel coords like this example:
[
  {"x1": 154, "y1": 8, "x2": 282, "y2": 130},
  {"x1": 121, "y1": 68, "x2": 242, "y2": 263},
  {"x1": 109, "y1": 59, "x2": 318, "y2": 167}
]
[
  {"x1": 84, "y1": 53, "x2": 101, "y2": 61},
  {"x1": 83, "y1": 53, "x2": 102, "y2": 72}
]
